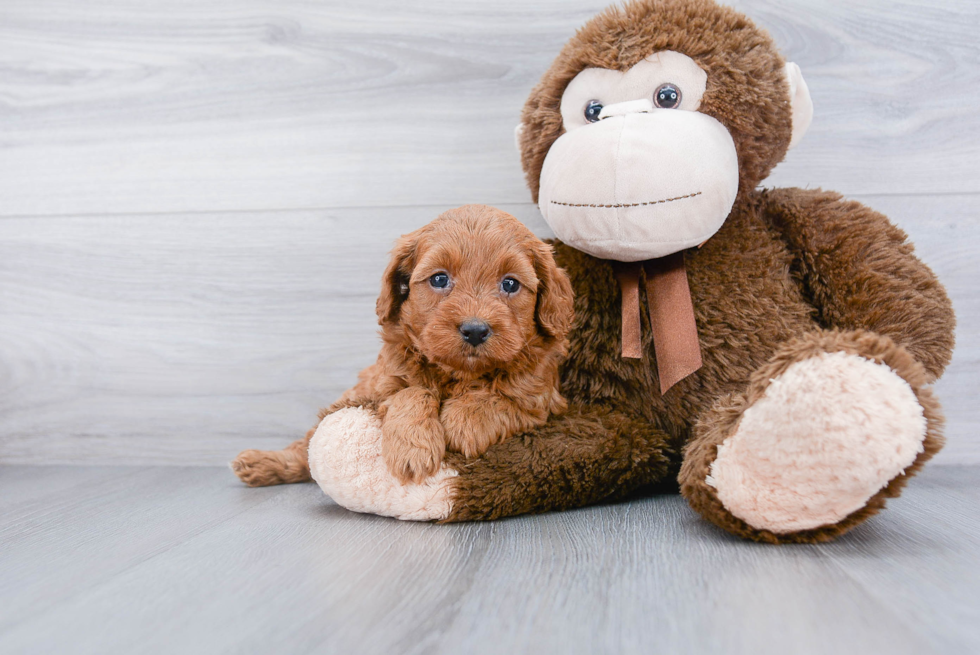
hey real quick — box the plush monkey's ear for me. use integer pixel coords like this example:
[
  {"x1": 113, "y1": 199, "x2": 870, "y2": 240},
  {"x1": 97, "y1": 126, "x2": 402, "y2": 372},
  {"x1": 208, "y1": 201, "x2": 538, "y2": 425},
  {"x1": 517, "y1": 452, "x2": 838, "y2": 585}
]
[
  {"x1": 785, "y1": 62, "x2": 813, "y2": 150},
  {"x1": 514, "y1": 123, "x2": 525, "y2": 152},
  {"x1": 376, "y1": 233, "x2": 417, "y2": 325},
  {"x1": 531, "y1": 241, "x2": 574, "y2": 342}
]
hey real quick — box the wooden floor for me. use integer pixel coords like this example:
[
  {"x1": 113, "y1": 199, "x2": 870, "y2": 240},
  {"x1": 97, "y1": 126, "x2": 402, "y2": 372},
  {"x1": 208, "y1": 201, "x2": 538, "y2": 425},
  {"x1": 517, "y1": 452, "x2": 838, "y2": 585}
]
[{"x1": 1, "y1": 465, "x2": 978, "y2": 655}]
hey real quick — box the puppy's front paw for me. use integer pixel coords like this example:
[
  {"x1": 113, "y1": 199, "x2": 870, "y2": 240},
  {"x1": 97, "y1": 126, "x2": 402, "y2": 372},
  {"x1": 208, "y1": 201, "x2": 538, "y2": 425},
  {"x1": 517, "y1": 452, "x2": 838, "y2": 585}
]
[
  {"x1": 440, "y1": 396, "x2": 502, "y2": 458},
  {"x1": 382, "y1": 418, "x2": 445, "y2": 485}
]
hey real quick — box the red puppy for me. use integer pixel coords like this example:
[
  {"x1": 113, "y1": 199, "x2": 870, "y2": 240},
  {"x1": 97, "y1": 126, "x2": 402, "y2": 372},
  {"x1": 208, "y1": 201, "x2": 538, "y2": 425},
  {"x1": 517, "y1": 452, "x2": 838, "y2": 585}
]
[{"x1": 233, "y1": 204, "x2": 574, "y2": 485}]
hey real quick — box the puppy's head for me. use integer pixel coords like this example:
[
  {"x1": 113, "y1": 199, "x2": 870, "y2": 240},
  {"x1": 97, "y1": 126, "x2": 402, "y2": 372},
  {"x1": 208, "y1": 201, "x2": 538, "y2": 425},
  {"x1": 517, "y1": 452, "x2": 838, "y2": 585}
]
[{"x1": 377, "y1": 205, "x2": 573, "y2": 374}]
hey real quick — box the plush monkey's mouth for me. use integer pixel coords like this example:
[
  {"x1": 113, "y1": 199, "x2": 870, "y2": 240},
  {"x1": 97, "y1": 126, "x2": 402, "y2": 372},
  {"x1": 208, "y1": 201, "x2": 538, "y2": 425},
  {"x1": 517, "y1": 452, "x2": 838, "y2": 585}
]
[{"x1": 549, "y1": 191, "x2": 702, "y2": 209}]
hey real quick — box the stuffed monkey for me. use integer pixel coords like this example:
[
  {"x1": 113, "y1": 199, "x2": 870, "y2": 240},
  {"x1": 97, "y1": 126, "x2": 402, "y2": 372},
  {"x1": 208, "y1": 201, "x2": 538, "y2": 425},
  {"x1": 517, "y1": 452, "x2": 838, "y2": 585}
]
[{"x1": 240, "y1": 0, "x2": 955, "y2": 544}]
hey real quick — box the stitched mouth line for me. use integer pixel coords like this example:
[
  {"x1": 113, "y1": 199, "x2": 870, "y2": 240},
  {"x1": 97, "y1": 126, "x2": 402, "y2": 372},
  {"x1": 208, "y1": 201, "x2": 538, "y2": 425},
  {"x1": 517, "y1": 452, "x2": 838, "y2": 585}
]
[{"x1": 550, "y1": 191, "x2": 702, "y2": 209}]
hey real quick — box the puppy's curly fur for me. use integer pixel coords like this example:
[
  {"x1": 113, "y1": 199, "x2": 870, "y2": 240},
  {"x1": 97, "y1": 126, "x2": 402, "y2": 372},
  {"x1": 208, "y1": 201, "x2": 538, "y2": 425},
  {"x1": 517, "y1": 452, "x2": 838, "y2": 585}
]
[{"x1": 232, "y1": 205, "x2": 574, "y2": 486}]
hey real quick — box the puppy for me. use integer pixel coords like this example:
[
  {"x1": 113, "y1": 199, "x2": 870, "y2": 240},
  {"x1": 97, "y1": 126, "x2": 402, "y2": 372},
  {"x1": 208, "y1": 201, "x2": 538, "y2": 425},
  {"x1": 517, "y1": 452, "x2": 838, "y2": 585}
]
[{"x1": 232, "y1": 204, "x2": 574, "y2": 486}]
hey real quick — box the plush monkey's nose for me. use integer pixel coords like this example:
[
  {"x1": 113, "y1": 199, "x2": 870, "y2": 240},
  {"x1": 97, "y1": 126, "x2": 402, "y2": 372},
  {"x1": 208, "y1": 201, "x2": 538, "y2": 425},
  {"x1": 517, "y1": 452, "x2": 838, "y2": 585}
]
[
  {"x1": 599, "y1": 98, "x2": 654, "y2": 120},
  {"x1": 459, "y1": 320, "x2": 492, "y2": 346}
]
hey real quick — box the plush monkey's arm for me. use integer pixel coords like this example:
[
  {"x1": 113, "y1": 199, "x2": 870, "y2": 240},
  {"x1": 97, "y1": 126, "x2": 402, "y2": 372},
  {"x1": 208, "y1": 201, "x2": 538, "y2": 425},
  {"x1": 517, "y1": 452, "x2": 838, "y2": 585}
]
[
  {"x1": 441, "y1": 403, "x2": 676, "y2": 522},
  {"x1": 763, "y1": 188, "x2": 955, "y2": 380}
]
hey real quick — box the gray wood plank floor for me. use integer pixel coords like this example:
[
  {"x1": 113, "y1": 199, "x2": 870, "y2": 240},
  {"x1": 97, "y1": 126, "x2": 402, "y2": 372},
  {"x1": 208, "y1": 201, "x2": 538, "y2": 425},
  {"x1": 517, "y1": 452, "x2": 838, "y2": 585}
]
[{"x1": 1, "y1": 465, "x2": 977, "y2": 655}]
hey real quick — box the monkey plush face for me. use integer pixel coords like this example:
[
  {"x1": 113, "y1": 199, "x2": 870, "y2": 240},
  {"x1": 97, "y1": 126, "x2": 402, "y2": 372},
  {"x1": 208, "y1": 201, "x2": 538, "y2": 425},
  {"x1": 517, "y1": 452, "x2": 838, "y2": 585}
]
[
  {"x1": 540, "y1": 50, "x2": 739, "y2": 261},
  {"x1": 519, "y1": 0, "x2": 814, "y2": 262}
]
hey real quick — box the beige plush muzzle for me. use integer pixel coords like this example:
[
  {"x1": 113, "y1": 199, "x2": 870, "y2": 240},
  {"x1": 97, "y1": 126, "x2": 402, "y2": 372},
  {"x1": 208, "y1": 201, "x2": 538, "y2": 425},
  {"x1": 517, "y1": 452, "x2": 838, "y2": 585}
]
[{"x1": 537, "y1": 107, "x2": 739, "y2": 262}]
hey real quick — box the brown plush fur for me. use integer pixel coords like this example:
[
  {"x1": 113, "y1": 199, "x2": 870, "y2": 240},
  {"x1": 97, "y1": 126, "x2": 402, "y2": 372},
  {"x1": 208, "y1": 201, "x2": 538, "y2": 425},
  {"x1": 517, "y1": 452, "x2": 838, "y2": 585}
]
[
  {"x1": 444, "y1": 0, "x2": 955, "y2": 541},
  {"x1": 232, "y1": 204, "x2": 574, "y2": 486}
]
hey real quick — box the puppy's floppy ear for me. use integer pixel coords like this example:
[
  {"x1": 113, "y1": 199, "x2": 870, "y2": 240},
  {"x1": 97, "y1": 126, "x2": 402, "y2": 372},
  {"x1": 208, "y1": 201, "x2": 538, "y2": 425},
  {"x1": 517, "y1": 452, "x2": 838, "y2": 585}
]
[
  {"x1": 530, "y1": 241, "x2": 574, "y2": 341},
  {"x1": 376, "y1": 231, "x2": 418, "y2": 325}
]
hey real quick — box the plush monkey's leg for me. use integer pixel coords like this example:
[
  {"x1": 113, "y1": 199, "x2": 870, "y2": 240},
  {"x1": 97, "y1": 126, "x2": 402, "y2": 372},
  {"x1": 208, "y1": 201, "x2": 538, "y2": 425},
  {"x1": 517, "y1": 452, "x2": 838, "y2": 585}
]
[
  {"x1": 679, "y1": 330, "x2": 944, "y2": 544},
  {"x1": 443, "y1": 405, "x2": 676, "y2": 522},
  {"x1": 308, "y1": 404, "x2": 676, "y2": 522},
  {"x1": 308, "y1": 407, "x2": 458, "y2": 520}
]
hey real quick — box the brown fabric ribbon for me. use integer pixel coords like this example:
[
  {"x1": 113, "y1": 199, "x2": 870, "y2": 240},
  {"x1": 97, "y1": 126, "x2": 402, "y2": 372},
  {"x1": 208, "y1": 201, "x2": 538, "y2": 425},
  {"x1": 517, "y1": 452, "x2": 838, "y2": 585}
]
[{"x1": 614, "y1": 252, "x2": 703, "y2": 394}]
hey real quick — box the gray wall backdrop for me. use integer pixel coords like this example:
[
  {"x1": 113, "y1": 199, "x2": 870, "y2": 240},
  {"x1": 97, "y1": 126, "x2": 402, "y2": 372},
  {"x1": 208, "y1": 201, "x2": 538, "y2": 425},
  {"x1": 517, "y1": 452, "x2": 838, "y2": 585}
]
[{"x1": 1, "y1": 0, "x2": 977, "y2": 465}]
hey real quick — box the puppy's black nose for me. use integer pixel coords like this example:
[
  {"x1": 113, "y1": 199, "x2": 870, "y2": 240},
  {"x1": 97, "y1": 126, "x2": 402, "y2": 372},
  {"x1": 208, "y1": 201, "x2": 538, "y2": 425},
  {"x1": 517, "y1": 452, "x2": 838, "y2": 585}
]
[{"x1": 459, "y1": 320, "x2": 491, "y2": 346}]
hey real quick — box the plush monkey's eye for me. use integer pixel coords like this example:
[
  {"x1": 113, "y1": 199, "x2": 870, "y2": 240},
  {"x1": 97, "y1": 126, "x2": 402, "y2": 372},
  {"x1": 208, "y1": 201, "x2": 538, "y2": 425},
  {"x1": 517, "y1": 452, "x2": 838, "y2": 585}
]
[
  {"x1": 500, "y1": 277, "x2": 521, "y2": 294},
  {"x1": 429, "y1": 273, "x2": 450, "y2": 289},
  {"x1": 654, "y1": 83, "x2": 681, "y2": 109},
  {"x1": 584, "y1": 100, "x2": 603, "y2": 123}
]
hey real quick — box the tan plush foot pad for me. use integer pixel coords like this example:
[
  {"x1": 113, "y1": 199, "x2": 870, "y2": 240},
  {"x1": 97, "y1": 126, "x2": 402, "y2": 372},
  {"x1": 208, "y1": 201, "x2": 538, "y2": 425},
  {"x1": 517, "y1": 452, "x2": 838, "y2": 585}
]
[
  {"x1": 308, "y1": 407, "x2": 457, "y2": 521},
  {"x1": 707, "y1": 352, "x2": 926, "y2": 533}
]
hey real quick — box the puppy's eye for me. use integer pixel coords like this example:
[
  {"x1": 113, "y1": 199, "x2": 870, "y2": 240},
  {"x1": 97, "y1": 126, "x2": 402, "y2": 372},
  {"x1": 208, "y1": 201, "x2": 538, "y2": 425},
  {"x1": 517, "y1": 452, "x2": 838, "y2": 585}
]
[
  {"x1": 654, "y1": 83, "x2": 681, "y2": 109},
  {"x1": 429, "y1": 273, "x2": 450, "y2": 289},
  {"x1": 500, "y1": 277, "x2": 521, "y2": 294},
  {"x1": 584, "y1": 100, "x2": 603, "y2": 123}
]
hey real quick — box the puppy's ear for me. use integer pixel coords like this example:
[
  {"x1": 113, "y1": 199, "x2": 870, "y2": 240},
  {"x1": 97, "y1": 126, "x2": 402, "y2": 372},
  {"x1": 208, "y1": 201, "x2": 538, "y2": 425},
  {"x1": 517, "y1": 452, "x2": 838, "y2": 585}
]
[
  {"x1": 376, "y1": 232, "x2": 418, "y2": 325},
  {"x1": 531, "y1": 241, "x2": 574, "y2": 341}
]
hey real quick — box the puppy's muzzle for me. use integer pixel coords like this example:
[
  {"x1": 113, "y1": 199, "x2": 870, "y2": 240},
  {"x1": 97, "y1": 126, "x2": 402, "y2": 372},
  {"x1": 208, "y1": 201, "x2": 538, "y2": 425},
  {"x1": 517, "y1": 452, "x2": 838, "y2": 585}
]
[{"x1": 459, "y1": 319, "x2": 492, "y2": 346}]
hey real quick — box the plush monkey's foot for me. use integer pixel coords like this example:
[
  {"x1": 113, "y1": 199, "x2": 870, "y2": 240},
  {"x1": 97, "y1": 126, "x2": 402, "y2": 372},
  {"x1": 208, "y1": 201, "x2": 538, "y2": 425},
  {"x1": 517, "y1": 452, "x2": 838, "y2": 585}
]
[
  {"x1": 709, "y1": 351, "x2": 926, "y2": 532},
  {"x1": 308, "y1": 407, "x2": 458, "y2": 521},
  {"x1": 680, "y1": 331, "x2": 944, "y2": 543}
]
